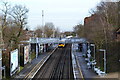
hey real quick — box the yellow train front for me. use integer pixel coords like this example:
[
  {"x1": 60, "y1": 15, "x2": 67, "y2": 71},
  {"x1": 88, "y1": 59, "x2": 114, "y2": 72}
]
[{"x1": 58, "y1": 43, "x2": 65, "y2": 48}]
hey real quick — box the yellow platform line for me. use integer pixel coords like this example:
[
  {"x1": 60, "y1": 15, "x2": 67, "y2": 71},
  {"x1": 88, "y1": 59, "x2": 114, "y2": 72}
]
[{"x1": 76, "y1": 56, "x2": 84, "y2": 80}]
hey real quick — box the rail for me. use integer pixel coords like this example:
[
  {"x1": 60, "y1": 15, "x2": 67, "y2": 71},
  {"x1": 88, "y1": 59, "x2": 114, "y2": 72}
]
[{"x1": 23, "y1": 47, "x2": 57, "y2": 80}]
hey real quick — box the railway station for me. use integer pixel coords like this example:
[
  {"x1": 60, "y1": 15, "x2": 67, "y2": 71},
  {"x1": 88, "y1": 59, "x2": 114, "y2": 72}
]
[
  {"x1": 12, "y1": 37, "x2": 104, "y2": 79},
  {"x1": 1, "y1": 37, "x2": 118, "y2": 79},
  {"x1": 0, "y1": 0, "x2": 119, "y2": 80}
]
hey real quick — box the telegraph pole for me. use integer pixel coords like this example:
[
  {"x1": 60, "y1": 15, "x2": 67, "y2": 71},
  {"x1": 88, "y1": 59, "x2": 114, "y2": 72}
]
[{"x1": 42, "y1": 10, "x2": 44, "y2": 38}]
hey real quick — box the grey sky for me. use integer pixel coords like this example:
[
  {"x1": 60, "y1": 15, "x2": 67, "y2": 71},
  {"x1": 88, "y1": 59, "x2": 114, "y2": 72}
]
[{"x1": 5, "y1": 0, "x2": 101, "y2": 31}]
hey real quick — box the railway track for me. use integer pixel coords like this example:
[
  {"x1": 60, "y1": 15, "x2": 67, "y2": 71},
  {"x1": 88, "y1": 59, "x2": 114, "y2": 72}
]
[{"x1": 33, "y1": 44, "x2": 74, "y2": 79}]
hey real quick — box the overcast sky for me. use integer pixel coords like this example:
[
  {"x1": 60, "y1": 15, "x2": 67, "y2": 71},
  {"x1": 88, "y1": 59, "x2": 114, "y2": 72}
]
[{"x1": 4, "y1": 0, "x2": 101, "y2": 32}]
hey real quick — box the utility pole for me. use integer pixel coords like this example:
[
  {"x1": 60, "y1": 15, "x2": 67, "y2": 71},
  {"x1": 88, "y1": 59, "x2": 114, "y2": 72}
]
[{"x1": 42, "y1": 10, "x2": 44, "y2": 38}]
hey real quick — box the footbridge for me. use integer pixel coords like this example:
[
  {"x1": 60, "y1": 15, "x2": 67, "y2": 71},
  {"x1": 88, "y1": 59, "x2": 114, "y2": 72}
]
[
  {"x1": 28, "y1": 37, "x2": 86, "y2": 44},
  {"x1": 20, "y1": 37, "x2": 86, "y2": 59}
]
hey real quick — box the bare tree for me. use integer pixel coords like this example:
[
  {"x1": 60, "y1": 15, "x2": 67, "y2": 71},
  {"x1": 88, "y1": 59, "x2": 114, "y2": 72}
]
[
  {"x1": 73, "y1": 24, "x2": 84, "y2": 37},
  {"x1": 44, "y1": 22, "x2": 55, "y2": 38},
  {"x1": 35, "y1": 24, "x2": 60, "y2": 38},
  {"x1": 35, "y1": 25, "x2": 43, "y2": 37},
  {"x1": 10, "y1": 5, "x2": 29, "y2": 38},
  {"x1": 96, "y1": 1, "x2": 118, "y2": 49},
  {"x1": 0, "y1": 1, "x2": 11, "y2": 48},
  {"x1": 0, "y1": 1, "x2": 29, "y2": 49},
  {"x1": 54, "y1": 27, "x2": 60, "y2": 38},
  {"x1": 0, "y1": 2, "x2": 11, "y2": 31},
  {"x1": 83, "y1": 1, "x2": 118, "y2": 48}
]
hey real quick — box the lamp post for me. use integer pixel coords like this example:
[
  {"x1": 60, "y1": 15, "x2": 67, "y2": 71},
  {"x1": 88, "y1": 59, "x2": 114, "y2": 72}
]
[
  {"x1": 90, "y1": 44, "x2": 95, "y2": 60},
  {"x1": 99, "y1": 49, "x2": 106, "y2": 73}
]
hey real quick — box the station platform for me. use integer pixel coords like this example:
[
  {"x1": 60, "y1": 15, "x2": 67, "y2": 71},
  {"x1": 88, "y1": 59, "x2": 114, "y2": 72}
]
[
  {"x1": 72, "y1": 43, "x2": 99, "y2": 79},
  {"x1": 14, "y1": 49, "x2": 55, "y2": 79},
  {"x1": 72, "y1": 43, "x2": 119, "y2": 80}
]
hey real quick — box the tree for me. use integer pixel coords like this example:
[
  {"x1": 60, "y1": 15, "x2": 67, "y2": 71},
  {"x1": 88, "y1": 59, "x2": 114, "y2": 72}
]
[
  {"x1": 83, "y1": 1, "x2": 118, "y2": 48},
  {"x1": 35, "y1": 23, "x2": 60, "y2": 38},
  {"x1": 0, "y1": 1, "x2": 29, "y2": 77},
  {"x1": 10, "y1": 4, "x2": 29, "y2": 38},
  {"x1": 83, "y1": 1, "x2": 119, "y2": 72},
  {"x1": 54, "y1": 27, "x2": 60, "y2": 38},
  {"x1": 0, "y1": 2, "x2": 11, "y2": 31},
  {"x1": 0, "y1": 1, "x2": 11, "y2": 48},
  {"x1": 35, "y1": 25, "x2": 43, "y2": 37},
  {"x1": 44, "y1": 22, "x2": 55, "y2": 38},
  {"x1": 73, "y1": 24, "x2": 84, "y2": 37},
  {"x1": 0, "y1": 1, "x2": 29, "y2": 49}
]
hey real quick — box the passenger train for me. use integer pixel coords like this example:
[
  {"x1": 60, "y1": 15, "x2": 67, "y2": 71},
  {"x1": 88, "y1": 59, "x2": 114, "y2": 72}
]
[
  {"x1": 58, "y1": 36, "x2": 73, "y2": 48},
  {"x1": 58, "y1": 43, "x2": 65, "y2": 48}
]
